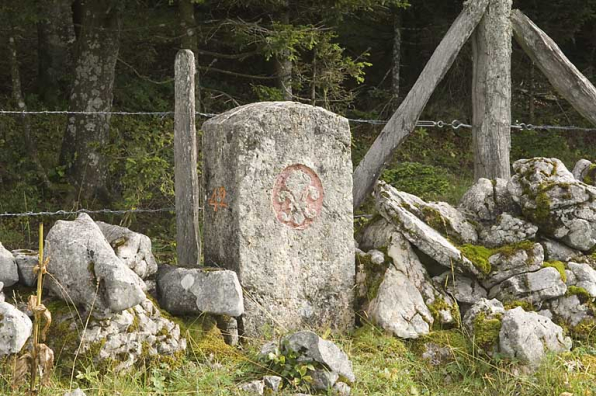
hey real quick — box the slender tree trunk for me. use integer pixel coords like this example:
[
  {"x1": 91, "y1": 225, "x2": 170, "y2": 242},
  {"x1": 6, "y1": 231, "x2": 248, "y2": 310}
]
[
  {"x1": 392, "y1": 9, "x2": 402, "y2": 110},
  {"x1": 275, "y1": 0, "x2": 292, "y2": 101},
  {"x1": 311, "y1": 48, "x2": 317, "y2": 105},
  {"x1": 471, "y1": 0, "x2": 512, "y2": 181},
  {"x1": 179, "y1": 0, "x2": 201, "y2": 112},
  {"x1": 61, "y1": 0, "x2": 121, "y2": 203},
  {"x1": 8, "y1": 26, "x2": 52, "y2": 189},
  {"x1": 37, "y1": 0, "x2": 75, "y2": 105}
]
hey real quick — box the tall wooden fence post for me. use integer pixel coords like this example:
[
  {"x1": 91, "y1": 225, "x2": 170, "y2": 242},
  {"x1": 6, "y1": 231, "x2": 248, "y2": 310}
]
[
  {"x1": 175, "y1": 49, "x2": 201, "y2": 267},
  {"x1": 471, "y1": 0, "x2": 512, "y2": 181}
]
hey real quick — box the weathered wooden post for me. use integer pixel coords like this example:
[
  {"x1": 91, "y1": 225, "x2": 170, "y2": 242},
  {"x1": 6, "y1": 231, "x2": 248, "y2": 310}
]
[
  {"x1": 352, "y1": 0, "x2": 490, "y2": 210},
  {"x1": 174, "y1": 50, "x2": 201, "y2": 267},
  {"x1": 511, "y1": 10, "x2": 596, "y2": 127},
  {"x1": 471, "y1": 0, "x2": 512, "y2": 181}
]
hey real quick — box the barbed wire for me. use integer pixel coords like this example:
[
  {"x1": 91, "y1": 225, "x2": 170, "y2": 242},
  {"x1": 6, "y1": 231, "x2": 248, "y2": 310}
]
[
  {"x1": 2, "y1": 109, "x2": 595, "y2": 132},
  {"x1": 0, "y1": 207, "x2": 178, "y2": 218}
]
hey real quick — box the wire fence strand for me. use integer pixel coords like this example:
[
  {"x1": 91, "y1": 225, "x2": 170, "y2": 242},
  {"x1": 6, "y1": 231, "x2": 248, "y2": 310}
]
[
  {"x1": 2, "y1": 109, "x2": 596, "y2": 132},
  {"x1": 0, "y1": 207, "x2": 179, "y2": 218}
]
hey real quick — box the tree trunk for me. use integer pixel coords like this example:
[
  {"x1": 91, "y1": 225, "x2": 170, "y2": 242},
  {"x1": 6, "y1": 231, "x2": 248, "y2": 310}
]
[
  {"x1": 37, "y1": 0, "x2": 75, "y2": 105},
  {"x1": 511, "y1": 10, "x2": 596, "y2": 127},
  {"x1": 8, "y1": 26, "x2": 52, "y2": 189},
  {"x1": 392, "y1": 9, "x2": 402, "y2": 110},
  {"x1": 352, "y1": 0, "x2": 490, "y2": 210},
  {"x1": 528, "y1": 61, "x2": 535, "y2": 123},
  {"x1": 179, "y1": 0, "x2": 201, "y2": 112},
  {"x1": 61, "y1": 0, "x2": 121, "y2": 203},
  {"x1": 275, "y1": 0, "x2": 292, "y2": 101},
  {"x1": 471, "y1": 0, "x2": 512, "y2": 181}
]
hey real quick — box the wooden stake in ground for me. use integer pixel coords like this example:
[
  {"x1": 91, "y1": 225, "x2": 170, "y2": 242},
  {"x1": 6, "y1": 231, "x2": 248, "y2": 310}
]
[
  {"x1": 511, "y1": 9, "x2": 596, "y2": 127},
  {"x1": 175, "y1": 49, "x2": 202, "y2": 267},
  {"x1": 471, "y1": 0, "x2": 512, "y2": 181},
  {"x1": 352, "y1": 0, "x2": 490, "y2": 210}
]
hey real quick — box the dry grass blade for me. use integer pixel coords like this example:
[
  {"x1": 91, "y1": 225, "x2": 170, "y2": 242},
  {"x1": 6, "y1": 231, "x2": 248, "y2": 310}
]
[
  {"x1": 35, "y1": 344, "x2": 54, "y2": 386},
  {"x1": 11, "y1": 353, "x2": 32, "y2": 390}
]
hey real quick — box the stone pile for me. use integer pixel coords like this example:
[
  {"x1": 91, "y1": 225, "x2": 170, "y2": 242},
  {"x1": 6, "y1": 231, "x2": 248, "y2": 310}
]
[
  {"x1": 0, "y1": 213, "x2": 245, "y2": 371},
  {"x1": 356, "y1": 157, "x2": 596, "y2": 367}
]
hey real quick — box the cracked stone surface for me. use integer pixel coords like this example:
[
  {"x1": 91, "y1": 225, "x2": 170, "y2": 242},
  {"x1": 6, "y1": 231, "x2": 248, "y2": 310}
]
[
  {"x1": 374, "y1": 181, "x2": 483, "y2": 279},
  {"x1": 96, "y1": 222, "x2": 158, "y2": 279},
  {"x1": 482, "y1": 242, "x2": 544, "y2": 289},
  {"x1": 488, "y1": 267, "x2": 567, "y2": 305},
  {"x1": 499, "y1": 307, "x2": 572, "y2": 366},
  {"x1": 0, "y1": 301, "x2": 32, "y2": 357},
  {"x1": 507, "y1": 158, "x2": 596, "y2": 251},
  {"x1": 156, "y1": 264, "x2": 244, "y2": 316},
  {"x1": 458, "y1": 178, "x2": 518, "y2": 222},
  {"x1": 479, "y1": 213, "x2": 538, "y2": 247},
  {"x1": 45, "y1": 213, "x2": 146, "y2": 317},
  {"x1": 565, "y1": 262, "x2": 596, "y2": 297}
]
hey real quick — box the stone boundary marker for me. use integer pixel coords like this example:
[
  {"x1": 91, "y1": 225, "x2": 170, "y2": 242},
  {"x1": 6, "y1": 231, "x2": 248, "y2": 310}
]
[{"x1": 203, "y1": 101, "x2": 355, "y2": 338}]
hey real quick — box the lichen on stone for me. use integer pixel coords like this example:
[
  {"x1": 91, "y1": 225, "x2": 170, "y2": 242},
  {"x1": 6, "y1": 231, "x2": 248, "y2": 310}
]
[{"x1": 472, "y1": 312, "x2": 503, "y2": 351}]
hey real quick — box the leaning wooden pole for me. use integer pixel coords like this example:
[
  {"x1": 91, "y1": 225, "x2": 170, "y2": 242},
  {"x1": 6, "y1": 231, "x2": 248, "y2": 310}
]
[
  {"x1": 174, "y1": 50, "x2": 201, "y2": 267},
  {"x1": 352, "y1": 0, "x2": 490, "y2": 210},
  {"x1": 471, "y1": 0, "x2": 512, "y2": 181},
  {"x1": 511, "y1": 10, "x2": 596, "y2": 127}
]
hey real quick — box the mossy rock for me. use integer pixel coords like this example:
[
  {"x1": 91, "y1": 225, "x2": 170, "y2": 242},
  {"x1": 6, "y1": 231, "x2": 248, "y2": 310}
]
[
  {"x1": 543, "y1": 261, "x2": 567, "y2": 282},
  {"x1": 472, "y1": 312, "x2": 503, "y2": 352},
  {"x1": 459, "y1": 241, "x2": 539, "y2": 276}
]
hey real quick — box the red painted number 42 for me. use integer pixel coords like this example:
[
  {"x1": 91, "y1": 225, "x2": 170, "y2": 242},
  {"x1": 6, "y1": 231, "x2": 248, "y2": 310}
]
[{"x1": 208, "y1": 187, "x2": 228, "y2": 212}]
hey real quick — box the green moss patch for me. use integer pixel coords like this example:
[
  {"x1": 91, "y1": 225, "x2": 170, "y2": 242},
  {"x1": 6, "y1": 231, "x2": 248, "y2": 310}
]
[
  {"x1": 427, "y1": 296, "x2": 461, "y2": 329},
  {"x1": 566, "y1": 286, "x2": 592, "y2": 302},
  {"x1": 459, "y1": 241, "x2": 538, "y2": 276},
  {"x1": 582, "y1": 164, "x2": 596, "y2": 185},
  {"x1": 472, "y1": 312, "x2": 503, "y2": 352},
  {"x1": 503, "y1": 300, "x2": 535, "y2": 311}
]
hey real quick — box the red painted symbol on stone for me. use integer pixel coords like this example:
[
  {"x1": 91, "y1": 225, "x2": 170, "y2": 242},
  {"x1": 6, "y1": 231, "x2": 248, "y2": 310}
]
[
  {"x1": 272, "y1": 164, "x2": 324, "y2": 230},
  {"x1": 208, "y1": 187, "x2": 228, "y2": 212}
]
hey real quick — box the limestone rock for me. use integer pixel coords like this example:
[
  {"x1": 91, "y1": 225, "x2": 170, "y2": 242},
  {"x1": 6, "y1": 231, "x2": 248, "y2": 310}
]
[
  {"x1": 499, "y1": 307, "x2": 572, "y2": 366},
  {"x1": 0, "y1": 242, "x2": 19, "y2": 287},
  {"x1": 488, "y1": 267, "x2": 567, "y2": 305},
  {"x1": 45, "y1": 213, "x2": 146, "y2": 317},
  {"x1": 284, "y1": 331, "x2": 355, "y2": 383},
  {"x1": 357, "y1": 221, "x2": 457, "y2": 337},
  {"x1": 96, "y1": 222, "x2": 158, "y2": 279},
  {"x1": 482, "y1": 242, "x2": 544, "y2": 289},
  {"x1": 458, "y1": 178, "x2": 518, "y2": 222},
  {"x1": 203, "y1": 102, "x2": 354, "y2": 337},
  {"x1": 541, "y1": 239, "x2": 580, "y2": 261},
  {"x1": 367, "y1": 264, "x2": 433, "y2": 339},
  {"x1": 0, "y1": 301, "x2": 33, "y2": 357},
  {"x1": 507, "y1": 158, "x2": 596, "y2": 251},
  {"x1": 462, "y1": 298, "x2": 505, "y2": 335},
  {"x1": 239, "y1": 380, "x2": 264, "y2": 395},
  {"x1": 479, "y1": 213, "x2": 538, "y2": 247},
  {"x1": 156, "y1": 264, "x2": 243, "y2": 317},
  {"x1": 547, "y1": 295, "x2": 593, "y2": 327},
  {"x1": 334, "y1": 382, "x2": 351, "y2": 396},
  {"x1": 12, "y1": 249, "x2": 38, "y2": 287},
  {"x1": 311, "y1": 369, "x2": 339, "y2": 390},
  {"x1": 566, "y1": 262, "x2": 596, "y2": 297},
  {"x1": 374, "y1": 181, "x2": 483, "y2": 278},
  {"x1": 263, "y1": 376, "x2": 282, "y2": 392},
  {"x1": 420, "y1": 342, "x2": 454, "y2": 366},
  {"x1": 433, "y1": 272, "x2": 487, "y2": 306},
  {"x1": 75, "y1": 298, "x2": 186, "y2": 372},
  {"x1": 572, "y1": 159, "x2": 594, "y2": 182}
]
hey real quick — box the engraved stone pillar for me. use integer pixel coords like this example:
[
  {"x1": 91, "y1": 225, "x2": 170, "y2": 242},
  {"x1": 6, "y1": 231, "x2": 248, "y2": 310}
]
[{"x1": 203, "y1": 102, "x2": 354, "y2": 338}]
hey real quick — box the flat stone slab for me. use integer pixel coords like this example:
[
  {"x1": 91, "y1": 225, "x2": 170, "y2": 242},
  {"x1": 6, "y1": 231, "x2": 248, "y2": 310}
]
[
  {"x1": 203, "y1": 102, "x2": 354, "y2": 337},
  {"x1": 156, "y1": 264, "x2": 243, "y2": 317}
]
